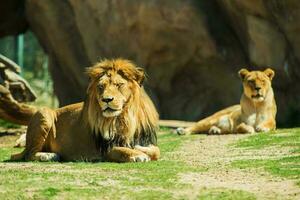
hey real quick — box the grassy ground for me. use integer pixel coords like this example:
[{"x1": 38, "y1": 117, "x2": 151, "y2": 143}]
[
  {"x1": 232, "y1": 129, "x2": 300, "y2": 186},
  {"x1": 0, "y1": 128, "x2": 299, "y2": 200}
]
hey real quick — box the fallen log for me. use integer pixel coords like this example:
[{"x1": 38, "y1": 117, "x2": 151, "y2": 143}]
[
  {"x1": 0, "y1": 54, "x2": 37, "y2": 125},
  {"x1": 158, "y1": 120, "x2": 196, "y2": 128}
]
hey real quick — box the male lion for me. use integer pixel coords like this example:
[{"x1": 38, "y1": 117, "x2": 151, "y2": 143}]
[
  {"x1": 11, "y1": 59, "x2": 160, "y2": 162},
  {"x1": 177, "y1": 68, "x2": 277, "y2": 135}
]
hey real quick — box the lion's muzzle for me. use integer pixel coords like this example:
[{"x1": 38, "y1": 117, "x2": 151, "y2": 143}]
[{"x1": 102, "y1": 97, "x2": 114, "y2": 103}]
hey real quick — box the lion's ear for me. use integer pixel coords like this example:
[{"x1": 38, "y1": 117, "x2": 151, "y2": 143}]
[
  {"x1": 264, "y1": 68, "x2": 275, "y2": 80},
  {"x1": 238, "y1": 68, "x2": 249, "y2": 80},
  {"x1": 135, "y1": 67, "x2": 145, "y2": 86},
  {"x1": 86, "y1": 66, "x2": 103, "y2": 80}
]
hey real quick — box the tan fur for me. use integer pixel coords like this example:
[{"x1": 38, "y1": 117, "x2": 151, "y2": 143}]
[
  {"x1": 11, "y1": 59, "x2": 160, "y2": 162},
  {"x1": 178, "y1": 68, "x2": 277, "y2": 135}
]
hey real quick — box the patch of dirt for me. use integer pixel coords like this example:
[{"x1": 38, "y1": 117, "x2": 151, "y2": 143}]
[
  {"x1": 0, "y1": 127, "x2": 26, "y2": 136},
  {"x1": 174, "y1": 134, "x2": 300, "y2": 199},
  {"x1": 180, "y1": 170, "x2": 299, "y2": 200},
  {"x1": 0, "y1": 127, "x2": 26, "y2": 148}
]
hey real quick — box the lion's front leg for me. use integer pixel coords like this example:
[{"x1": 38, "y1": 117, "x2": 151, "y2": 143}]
[
  {"x1": 105, "y1": 147, "x2": 151, "y2": 163},
  {"x1": 134, "y1": 145, "x2": 160, "y2": 160},
  {"x1": 10, "y1": 108, "x2": 56, "y2": 161}
]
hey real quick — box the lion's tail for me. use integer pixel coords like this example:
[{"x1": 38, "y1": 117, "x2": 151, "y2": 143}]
[{"x1": 10, "y1": 149, "x2": 26, "y2": 161}]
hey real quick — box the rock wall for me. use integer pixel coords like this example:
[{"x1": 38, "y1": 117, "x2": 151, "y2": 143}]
[
  {"x1": 218, "y1": 0, "x2": 300, "y2": 126},
  {"x1": 0, "y1": 0, "x2": 27, "y2": 37},
  {"x1": 4, "y1": 0, "x2": 300, "y2": 126}
]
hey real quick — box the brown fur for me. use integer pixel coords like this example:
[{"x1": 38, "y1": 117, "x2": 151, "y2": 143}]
[
  {"x1": 178, "y1": 68, "x2": 277, "y2": 135},
  {"x1": 11, "y1": 59, "x2": 160, "y2": 162}
]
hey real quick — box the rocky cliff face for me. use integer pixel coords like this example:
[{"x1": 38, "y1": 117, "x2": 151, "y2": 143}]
[
  {"x1": 2, "y1": 0, "x2": 300, "y2": 126},
  {"x1": 25, "y1": 0, "x2": 246, "y2": 121},
  {"x1": 0, "y1": 0, "x2": 27, "y2": 37}
]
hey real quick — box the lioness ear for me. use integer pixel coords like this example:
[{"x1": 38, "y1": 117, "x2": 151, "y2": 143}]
[
  {"x1": 238, "y1": 68, "x2": 249, "y2": 80},
  {"x1": 135, "y1": 67, "x2": 145, "y2": 86},
  {"x1": 264, "y1": 68, "x2": 275, "y2": 80}
]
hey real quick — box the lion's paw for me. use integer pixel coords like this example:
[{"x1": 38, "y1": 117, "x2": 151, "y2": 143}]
[
  {"x1": 255, "y1": 125, "x2": 270, "y2": 132},
  {"x1": 134, "y1": 145, "x2": 151, "y2": 153},
  {"x1": 134, "y1": 145, "x2": 145, "y2": 150},
  {"x1": 208, "y1": 126, "x2": 221, "y2": 134},
  {"x1": 35, "y1": 152, "x2": 60, "y2": 162},
  {"x1": 130, "y1": 154, "x2": 150, "y2": 162}
]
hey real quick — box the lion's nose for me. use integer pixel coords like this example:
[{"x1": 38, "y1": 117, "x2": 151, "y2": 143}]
[
  {"x1": 102, "y1": 97, "x2": 114, "y2": 103},
  {"x1": 255, "y1": 87, "x2": 261, "y2": 91}
]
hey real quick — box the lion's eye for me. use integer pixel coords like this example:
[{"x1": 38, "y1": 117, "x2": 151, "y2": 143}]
[
  {"x1": 98, "y1": 85, "x2": 104, "y2": 91},
  {"x1": 116, "y1": 83, "x2": 124, "y2": 88}
]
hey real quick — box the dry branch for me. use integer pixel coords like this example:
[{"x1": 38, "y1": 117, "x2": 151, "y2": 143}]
[
  {"x1": 0, "y1": 55, "x2": 37, "y2": 125},
  {"x1": 158, "y1": 120, "x2": 196, "y2": 128}
]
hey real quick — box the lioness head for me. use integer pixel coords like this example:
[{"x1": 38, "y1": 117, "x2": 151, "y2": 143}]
[
  {"x1": 86, "y1": 59, "x2": 145, "y2": 118},
  {"x1": 239, "y1": 68, "x2": 275, "y2": 102}
]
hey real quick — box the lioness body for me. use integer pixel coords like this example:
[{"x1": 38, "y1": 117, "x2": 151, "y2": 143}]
[
  {"x1": 178, "y1": 68, "x2": 277, "y2": 135},
  {"x1": 11, "y1": 59, "x2": 160, "y2": 162}
]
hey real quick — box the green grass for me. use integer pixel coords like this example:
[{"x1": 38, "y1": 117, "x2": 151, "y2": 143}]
[
  {"x1": 1, "y1": 128, "x2": 299, "y2": 199},
  {"x1": 0, "y1": 129, "x2": 203, "y2": 200},
  {"x1": 232, "y1": 129, "x2": 300, "y2": 185},
  {"x1": 0, "y1": 119, "x2": 21, "y2": 129},
  {"x1": 234, "y1": 129, "x2": 300, "y2": 152},
  {"x1": 0, "y1": 147, "x2": 20, "y2": 160},
  {"x1": 198, "y1": 188, "x2": 256, "y2": 200}
]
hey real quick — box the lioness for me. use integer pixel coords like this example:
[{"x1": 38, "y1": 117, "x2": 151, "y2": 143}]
[
  {"x1": 11, "y1": 59, "x2": 160, "y2": 162},
  {"x1": 177, "y1": 68, "x2": 277, "y2": 135}
]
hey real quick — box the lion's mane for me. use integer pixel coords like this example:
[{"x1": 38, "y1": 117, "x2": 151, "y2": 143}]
[{"x1": 82, "y1": 59, "x2": 158, "y2": 154}]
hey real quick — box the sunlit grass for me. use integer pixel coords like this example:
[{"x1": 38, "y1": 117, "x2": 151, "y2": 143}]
[
  {"x1": 0, "y1": 128, "x2": 299, "y2": 199},
  {"x1": 198, "y1": 188, "x2": 256, "y2": 200},
  {"x1": 0, "y1": 129, "x2": 204, "y2": 200},
  {"x1": 232, "y1": 128, "x2": 300, "y2": 185}
]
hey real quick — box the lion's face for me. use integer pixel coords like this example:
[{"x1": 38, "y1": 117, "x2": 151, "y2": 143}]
[
  {"x1": 239, "y1": 68, "x2": 275, "y2": 102},
  {"x1": 97, "y1": 73, "x2": 131, "y2": 117},
  {"x1": 86, "y1": 59, "x2": 145, "y2": 118}
]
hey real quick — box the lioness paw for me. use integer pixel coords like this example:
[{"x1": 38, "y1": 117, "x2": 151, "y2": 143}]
[
  {"x1": 236, "y1": 123, "x2": 255, "y2": 133},
  {"x1": 176, "y1": 127, "x2": 187, "y2": 135},
  {"x1": 130, "y1": 154, "x2": 150, "y2": 162},
  {"x1": 208, "y1": 126, "x2": 221, "y2": 134},
  {"x1": 255, "y1": 125, "x2": 270, "y2": 132}
]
